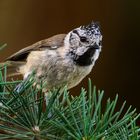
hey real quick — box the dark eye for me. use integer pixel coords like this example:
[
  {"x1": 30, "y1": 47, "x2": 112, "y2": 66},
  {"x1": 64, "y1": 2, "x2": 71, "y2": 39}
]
[{"x1": 80, "y1": 37, "x2": 87, "y2": 42}]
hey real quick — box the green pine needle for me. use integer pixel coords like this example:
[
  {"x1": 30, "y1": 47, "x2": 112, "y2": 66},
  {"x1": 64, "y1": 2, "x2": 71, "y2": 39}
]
[
  {"x1": 0, "y1": 46, "x2": 140, "y2": 139},
  {"x1": 0, "y1": 43, "x2": 7, "y2": 51}
]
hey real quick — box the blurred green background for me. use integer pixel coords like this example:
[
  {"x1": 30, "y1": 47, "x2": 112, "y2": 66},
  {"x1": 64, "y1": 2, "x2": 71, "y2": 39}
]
[{"x1": 0, "y1": 0, "x2": 140, "y2": 113}]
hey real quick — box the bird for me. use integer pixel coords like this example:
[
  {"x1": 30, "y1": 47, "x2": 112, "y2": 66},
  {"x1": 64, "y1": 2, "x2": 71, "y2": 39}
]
[{"x1": 1, "y1": 22, "x2": 102, "y2": 92}]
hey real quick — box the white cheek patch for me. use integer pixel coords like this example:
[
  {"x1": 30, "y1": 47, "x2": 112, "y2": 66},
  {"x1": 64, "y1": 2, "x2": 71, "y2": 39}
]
[{"x1": 76, "y1": 46, "x2": 88, "y2": 56}]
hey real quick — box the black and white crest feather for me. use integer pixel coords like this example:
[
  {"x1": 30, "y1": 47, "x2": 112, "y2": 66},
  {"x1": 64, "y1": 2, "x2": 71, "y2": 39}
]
[{"x1": 67, "y1": 22, "x2": 102, "y2": 66}]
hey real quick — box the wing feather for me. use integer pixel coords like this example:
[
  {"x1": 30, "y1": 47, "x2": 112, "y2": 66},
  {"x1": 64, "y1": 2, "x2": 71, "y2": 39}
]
[{"x1": 6, "y1": 34, "x2": 66, "y2": 61}]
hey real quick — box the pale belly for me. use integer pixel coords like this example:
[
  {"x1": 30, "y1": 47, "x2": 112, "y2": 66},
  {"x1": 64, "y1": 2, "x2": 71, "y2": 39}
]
[
  {"x1": 66, "y1": 65, "x2": 93, "y2": 89},
  {"x1": 36, "y1": 60, "x2": 93, "y2": 90},
  {"x1": 20, "y1": 51, "x2": 94, "y2": 90}
]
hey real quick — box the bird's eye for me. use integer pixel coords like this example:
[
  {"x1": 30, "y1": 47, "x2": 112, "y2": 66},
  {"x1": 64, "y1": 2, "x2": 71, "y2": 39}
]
[{"x1": 80, "y1": 37, "x2": 87, "y2": 42}]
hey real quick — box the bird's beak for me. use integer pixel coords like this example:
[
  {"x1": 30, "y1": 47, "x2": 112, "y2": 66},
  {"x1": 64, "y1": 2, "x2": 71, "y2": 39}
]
[{"x1": 91, "y1": 43, "x2": 100, "y2": 49}]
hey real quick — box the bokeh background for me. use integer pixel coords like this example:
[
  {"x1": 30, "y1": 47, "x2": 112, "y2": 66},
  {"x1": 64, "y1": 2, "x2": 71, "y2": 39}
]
[{"x1": 0, "y1": 0, "x2": 140, "y2": 114}]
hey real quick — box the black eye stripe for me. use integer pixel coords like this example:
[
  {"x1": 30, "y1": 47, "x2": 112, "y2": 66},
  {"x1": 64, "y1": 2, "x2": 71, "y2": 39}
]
[
  {"x1": 73, "y1": 30, "x2": 88, "y2": 42},
  {"x1": 73, "y1": 30, "x2": 80, "y2": 36}
]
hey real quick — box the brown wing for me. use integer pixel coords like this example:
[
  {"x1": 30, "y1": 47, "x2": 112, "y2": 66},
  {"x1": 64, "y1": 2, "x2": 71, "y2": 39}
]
[{"x1": 6, "y1": 34, "x2": 66, "y2": 61}]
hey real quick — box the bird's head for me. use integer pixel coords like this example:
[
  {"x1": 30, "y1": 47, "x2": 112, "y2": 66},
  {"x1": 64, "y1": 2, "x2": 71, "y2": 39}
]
[{"x1": 64, "y1": 22, "x2": 102, "y2": 66}]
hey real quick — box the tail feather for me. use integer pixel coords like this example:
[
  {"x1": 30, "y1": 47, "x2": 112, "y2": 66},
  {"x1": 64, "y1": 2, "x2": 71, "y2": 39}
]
[{"x1": 0, "y1": 61, "x2": 25, "y2": 77}]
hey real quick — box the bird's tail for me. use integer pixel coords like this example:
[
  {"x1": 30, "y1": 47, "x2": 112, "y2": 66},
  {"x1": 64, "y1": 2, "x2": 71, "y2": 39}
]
[{"x1": 0, "y1": 61, "x2": 25, "y2": 77}]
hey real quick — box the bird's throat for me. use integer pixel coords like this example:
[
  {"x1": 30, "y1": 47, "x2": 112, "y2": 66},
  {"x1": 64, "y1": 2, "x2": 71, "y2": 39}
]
[{"x1": 71, "y1": 47, "x2": 97, "y2": 66}]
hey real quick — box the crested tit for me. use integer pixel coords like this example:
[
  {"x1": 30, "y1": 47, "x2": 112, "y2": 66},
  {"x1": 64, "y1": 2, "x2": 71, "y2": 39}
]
[{"x1": 4, "y1": 22, "x2": 102, "y2": 90}]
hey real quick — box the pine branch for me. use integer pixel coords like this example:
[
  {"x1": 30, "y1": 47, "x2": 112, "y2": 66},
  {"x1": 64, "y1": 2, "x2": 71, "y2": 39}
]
[{"x1": 0, "y1": 45, "x2": 140, "y2": 140}]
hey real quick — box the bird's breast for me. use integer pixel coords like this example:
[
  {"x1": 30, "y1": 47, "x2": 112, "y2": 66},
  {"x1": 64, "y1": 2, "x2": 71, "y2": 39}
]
[
  {"x1": 67, "y1": 64, "x2": 94, "y2": 89},
  {"x1": 20, "y1": 49, "x2": 94, "y2": 90}
]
